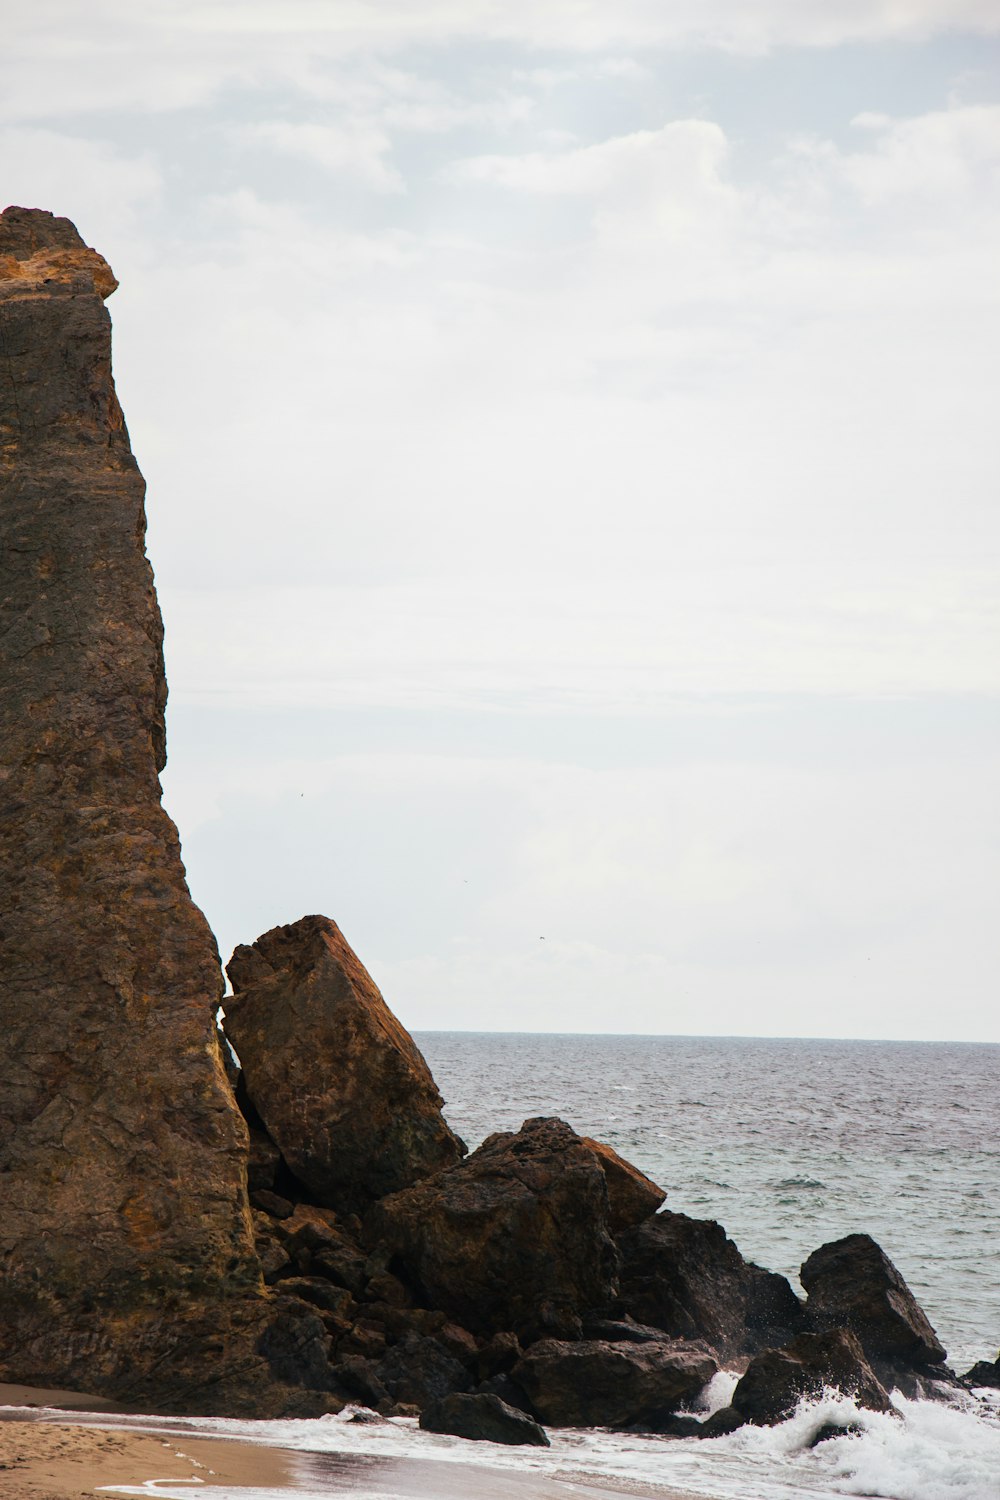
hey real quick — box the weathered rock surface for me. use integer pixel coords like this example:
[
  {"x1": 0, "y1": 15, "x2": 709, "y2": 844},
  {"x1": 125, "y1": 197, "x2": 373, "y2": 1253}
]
[
  {"x1": 729, "y1": 1328, "x2": 895, "y2": 1426},
  {"x1": 580, "y1": 1137, "x2": 666, "y2": 1231},
  {"x1": 616, "y1": 1211, "x2": 803, "y2": 1360},
  {"x1": 513, "y1": 1337, "x2": 717, "y2": 1429},
  {"x1": 225, "y1": 915, "x2": 465, "y2": 1214},
  {"x1": 0, "y1": 206, "x2": 276, "y2": 1410},
  {"x1": 800, "y1": 1234, "x2": 946, "y2": 1370},
  {"x1": 420, "y1": 1392, "x2": 550, "y2": 1446},
  {"x1": 963, "y1": 1358, "x2": 1000, "y2": 1390},
  {"x1": 366, "y1": 1117, "x2": 621, "y2": 1341}
]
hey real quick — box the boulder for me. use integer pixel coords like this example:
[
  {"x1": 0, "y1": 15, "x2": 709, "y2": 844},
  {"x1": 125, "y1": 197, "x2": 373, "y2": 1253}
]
[
  {"x1": 366, "y1": 1117, "x2": 620, "y2": 1340},
  {"x1": 580, "y1": 1137, "x2": 666, "y2": 1231},
  {"x1": 225, "y1": 915, "x2": 465, "y2": 1214},
  {"x1": 963, "y1": 1358, "x2": 1000, "y2": 1390},
  {"x1": 616, "y1": 1212, "x2": 802, "y2": 1359},
  {"x1": 420, "y1": 1392, "x2": 550, "y2": 1446},
  {"x1": 730, "y1": 1328, "x2": 895, "y2": 1426},
  {"x1": 513, "y1": 1337, "x2": 717, "y2": 1429},
  {"x1": 800, "y1": 1235, "x2": 946, "y2": 1369},
  {"x1": 0, "y1": 206, "x2": 280, "y2": 1412}
]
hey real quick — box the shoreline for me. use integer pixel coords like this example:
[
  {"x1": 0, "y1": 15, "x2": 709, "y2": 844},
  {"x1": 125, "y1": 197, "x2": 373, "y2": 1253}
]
[{"x1": 0, "y1": 1386, "x2": 708, "y2": 1500}]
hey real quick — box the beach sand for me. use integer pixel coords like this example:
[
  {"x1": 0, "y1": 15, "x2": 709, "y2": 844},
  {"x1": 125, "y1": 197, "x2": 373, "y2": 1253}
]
[{"x1": 1, "y1": 1385, "x2": 706, "y2": 1500}]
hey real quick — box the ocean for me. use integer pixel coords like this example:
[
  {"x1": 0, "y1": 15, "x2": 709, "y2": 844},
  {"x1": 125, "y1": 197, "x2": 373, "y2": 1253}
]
[{"x1": 30, "y1": 1035, "x2": 1000, "y2": 1499}]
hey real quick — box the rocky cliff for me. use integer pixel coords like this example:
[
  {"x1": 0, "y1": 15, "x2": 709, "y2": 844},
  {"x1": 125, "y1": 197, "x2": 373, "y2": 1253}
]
[{"x1": 0, "y1": 206, "x2": 271, "y2": 1408}]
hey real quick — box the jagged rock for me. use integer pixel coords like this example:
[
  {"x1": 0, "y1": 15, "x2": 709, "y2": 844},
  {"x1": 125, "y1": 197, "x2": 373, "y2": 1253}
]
[
  {"x1": 330, "y1": 1355, "x2": 392, "y2": 1412},
  {"x1": 616, "y1": 1211, "x2": 802, "y2": 1360},
  {"x1": 475, "y1": 1373, "x2": 535, "y2": 1414},
  {"x1": 375, "y1": 1332, "x2": 473, "y2": 1409},
  {"x1": 801, "y1": 1234, "x2": 946, "y2": 1370},
  {"x1": 581, "y1": 1137, "x2": 666, "y2": 1231},
  {"x1": 730, "y1": 1328, "x2": 895, "y2": 1426},
  {"x1": 476, "y1": 1331, "x2": 522, "y2": 1381},
  {"x1": 366, "y1": 1117, "x2": 621, "y2": 1341},
  {"x1": 582, "y1": 1317, "x2": 676, "y2": 1343},
  {"x1": 420, "y1": 1392, "x2": 550, "y2": 1446},
  {"x1": 0, "y1": 205, "x2": 282, "y2": 1412},
  {"x1": 224, "y1": 915, "x2": 465, "y2": 1214},
  {"x1": 247, "y1": 1130, "x2": 283, "y2": 1194},
  {"x1": 963, "y1": 1358, "x2": 1000, "y2": 1389},
  {"x1": 513, "y1": 1337, "x2": 717, "y2": 1429}
]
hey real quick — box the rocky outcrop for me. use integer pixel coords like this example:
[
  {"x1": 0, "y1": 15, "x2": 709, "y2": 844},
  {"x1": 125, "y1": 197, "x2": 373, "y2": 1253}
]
[
  {"x1": 225, "y1": 916, "x2": 465, "y2": 1215},
  {"x1": 513, "y1": 1337, "x2": 717, "y2": 1429},
  {"x1": 963, "y1": 1358, "x2": 1000, "y2": 1390},
  {"x1": 367, "y1": 1117, "x2": 621, "y2": 1341},
  {"x1": 728, "y1": 1328, "x2": 895, "y2": 1426},
  {"x1": 580, "y1": 1137, "x2": 666, "y2": 1231},
  {"x1": 420, "y1": 1392, "x2": 550, "y2": 1446},
  {"x1": 616, "y1": 1211, "x2": 803, "y2": 1360},
  {"x1": 800, "y1": 1234, "x2": 946, "y2": 1371},
  {"x1": 0, "y1": 206, "x2": 279, "y2": 1410}
]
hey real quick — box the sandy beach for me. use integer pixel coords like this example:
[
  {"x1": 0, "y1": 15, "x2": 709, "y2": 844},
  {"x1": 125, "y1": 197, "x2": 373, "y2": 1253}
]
[{"x1": 1, "y1": 1385, "x2": 707, "y2": 1500}]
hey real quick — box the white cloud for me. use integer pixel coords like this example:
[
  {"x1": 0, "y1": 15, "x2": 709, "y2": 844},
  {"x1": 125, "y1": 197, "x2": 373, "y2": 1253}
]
[
  {"x1": 234, "y1": 120, "x2": 403, "y2": 192},
  {"x1": 0, "y1": 129, "x2": 161, "y2": 242}
]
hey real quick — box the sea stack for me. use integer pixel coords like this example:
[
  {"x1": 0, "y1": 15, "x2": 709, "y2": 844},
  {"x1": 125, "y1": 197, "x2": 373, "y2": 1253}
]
[{"x1": 0, "y1": 207, "x2": 264, "y2": 1404}]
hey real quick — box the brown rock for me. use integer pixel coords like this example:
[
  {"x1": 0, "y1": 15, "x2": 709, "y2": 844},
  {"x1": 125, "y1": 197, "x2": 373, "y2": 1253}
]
[
  {"x1": 731, "y1": 1327, "x2": 895, "y2": 1425},
  {"x1": 617, "y1": 1211, "x2": 803, "y2": 1360},
  {"x1": 513, "y1": 1337, "x2": 717, "y2": 1429},
  {"x1": 0, "y1": 206, "x2": 274, "y2": 1410},
  {"x1": 366, "y1": 1117, "x2": 621, "y2": 1341},
  {"x1": 800, "y1": 1234, "x2": 946, "y2": 1369},
  {"x1": 581, "y1": 1137, "x2": 666, "y2": 1231},
  {"x1": 225, "y1": 915, "x2": 465, "y2": 1214},
  {"x1": 420, "y1": 1392, "x2": 550, "y2": 1446}
]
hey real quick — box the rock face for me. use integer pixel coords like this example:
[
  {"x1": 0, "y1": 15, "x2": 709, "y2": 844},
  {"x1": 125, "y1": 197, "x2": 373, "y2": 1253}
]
[
  {"x1": 367, "y1": 1117, "x2": 621, "y2": 1341},
  {"x1": 617, "y1": 1211, "x2": 803, "y2": 1360},
  {"x1": 513, "y1": 1337, "x2": 717, "y2": 1429},
  {"x1": 0, "y1": 207, "x2": 266, "y2": 1406},
  {"x1": 225, "y1": 915, "x2": 465, "y2": 1214},
  {"x1": 800, "y1": 1235, "x2": 946, "y2": 1370},
  {"x1": 730, "y1": 1328, "x2": 895, "y2": 1426}
]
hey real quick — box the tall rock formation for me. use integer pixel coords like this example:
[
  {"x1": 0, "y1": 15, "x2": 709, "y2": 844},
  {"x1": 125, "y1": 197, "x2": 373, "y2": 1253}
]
[{"x1": 0, "y1": 207, "x2": 264, "y2": 1404}]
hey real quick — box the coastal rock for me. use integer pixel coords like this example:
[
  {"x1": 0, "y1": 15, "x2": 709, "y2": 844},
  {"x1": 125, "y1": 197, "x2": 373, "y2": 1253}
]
[
  {"x1": 420, "y1": 1392, "x2": 550, "y2": 1446},
  {"x1": 513, "y1": 1337, "x2": 717, "y2": 1429},
  {"x1": 963, "y1": 1358, "x2": 1000, "y2": 1390},
  {"x1": 616, "y1": 1211, "x2": 803, "y2": 1359},
  {"x1": 225, "y1": 915, "x2": 465, "y2": 1214},
  {"x1": 366, "y1": 1117, "x2": 620, "y2": 1340},
  {"x1": 730, "y1": 1328, "x2": 895, "y2": 1425},
  {"x1": 375, "y1": 1332, "x2": 473, "y2": 1408},
  {"x1": 0, "y1": 206, "x2": 271, "y2": 1409},
  {"x1": 800, "y1": 1234, "x2": 946, "y2": 1369},
  {"x1": 580, "y1": 1137, "x2": 666, "y2": 1231}
]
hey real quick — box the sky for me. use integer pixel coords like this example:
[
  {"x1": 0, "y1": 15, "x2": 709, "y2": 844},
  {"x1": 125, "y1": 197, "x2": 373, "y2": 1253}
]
[{"x1": 4, "y1": 2, "x2": 998, "y2": 1041}]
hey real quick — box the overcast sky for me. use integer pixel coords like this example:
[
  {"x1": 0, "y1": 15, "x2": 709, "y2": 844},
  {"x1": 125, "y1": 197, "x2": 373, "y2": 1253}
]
[{"x1": 5, "y1": 2, "x2": 998, "y2": 1040}]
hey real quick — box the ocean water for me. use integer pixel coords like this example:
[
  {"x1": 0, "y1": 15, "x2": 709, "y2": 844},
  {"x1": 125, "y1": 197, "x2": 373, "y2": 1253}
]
[{"x1": 21, "y1": 1034, "x2": 1000, "y2": 1500}]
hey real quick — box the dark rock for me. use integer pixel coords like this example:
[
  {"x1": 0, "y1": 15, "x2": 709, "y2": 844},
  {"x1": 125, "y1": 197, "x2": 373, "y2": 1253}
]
[
  {"x1": 617, "y1": 1211, "x2": 802, "y2": 1360},
  {"x1": 251, "y1": 1190, "x2": 295, "y2": 1219},
  {"x1": 697, "y1": 1405, "x2": 745, "y2": 1438},
  {"x1": 582, "y1": 1317, "x2": 675, "y2": 1344},
  {"x1": 278, "y1": 1278, "x2": 356, "y2": 1321},
  {"x1": 800, "y1": 1234, "x2": 946, "y2": 1369},
  {"x1": 420, "y1": 1392, "x2": 550, "y2": 1446},
  {"x1": 963, "y1": 1358, "x2": 1000, "y2": 1389},
  {"x1": 477, "y1": 1331, "x2": 522, "y2": 1381},
  {"x1": 0, "y1": 205, "x2": 286, "y2": 1413},
  {"x1": 362, "y1": 1270, "x2": 409, "y2": 1308},
  {"x1": 312, "y1": 1243, "x2": 369, "y2": 1296},
  {"x1": 252, "y1": 1214, "x2": 293, "y2": 1285},
  {"x1": 367, "y1": 1117, "x2": 620, "y2": 1341},
  {"x1": 335, "y1": 1322, "x2": 388, "y2": 1362},
  {"x1": 581, "y1": 1137, "x2": 666, "y2": 1231},
  {"x1": 475, "y1": 1374, "x2": 534, "y2": 1414},
  {"x1": 257, "y1": 1298, "x2": 339, "y2": 1392},
  {"x1": 330, "y1": 1355, "x2": 391, "y2": 1411},
  {"x1": 513, "y1": 1337, "x2": 716, "y2": 1428},
  {"x1": 224, "y1": 915, "x2": 465, "y2": 1215},
  {"x1": 808, "y1": 1420, "x2": 865, "y2": 1447},
  {"x1": 247, "y1": 1130, "x2": 283, "y2": 1194},
  {"x1": 732, "y1": 1328, "x2": 895, "y2": 1426},
  {"x1": 376, "y1": 1332, "x2": 473, "y2": 1408}
]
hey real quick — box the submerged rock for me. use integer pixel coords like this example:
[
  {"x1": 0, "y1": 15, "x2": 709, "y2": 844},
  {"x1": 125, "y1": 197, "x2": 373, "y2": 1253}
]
[
  {"x1": 616, "y1": 1211, "x2": 803, "y2": 1360},
  {"x1": 800, "y1": 1234, "x2": 946, "y2": 1370},
  {"x1": 730, "y1": 1327, "x2": 895, "y2": 1426},
  {"x1": 420, "y1": 1392, "x2": 550, "y2": 1446},
  {"x1": 513, "y1": 1336, "x2": 717, "y2": 1429},
  {"x1": 367, "y1": 1117, "x2": 621, "y2": 1341},
  {"x1": 0, "y1": 206, "x2": 275, "y2": 1411},
  {"x1": 225, "y1": 915, "x2": 465, "y2": 1214}
]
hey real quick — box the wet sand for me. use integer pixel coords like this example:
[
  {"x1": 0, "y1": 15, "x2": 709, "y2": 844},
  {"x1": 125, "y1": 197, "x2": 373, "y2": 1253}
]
[{"x1": 1, "y1": 1384, "x2": 706, "y2": 1500}]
